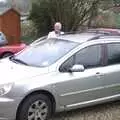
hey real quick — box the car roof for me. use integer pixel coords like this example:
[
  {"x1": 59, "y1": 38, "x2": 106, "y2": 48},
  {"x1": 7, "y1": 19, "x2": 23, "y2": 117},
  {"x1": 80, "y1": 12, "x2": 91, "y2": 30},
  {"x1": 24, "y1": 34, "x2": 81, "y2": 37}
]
[
  {"x1": 31, "y1": 30, "x2": 120, "y2": 46},
  {"x1": 58, "y1": 30, "x2": 120, "y2": 43}
]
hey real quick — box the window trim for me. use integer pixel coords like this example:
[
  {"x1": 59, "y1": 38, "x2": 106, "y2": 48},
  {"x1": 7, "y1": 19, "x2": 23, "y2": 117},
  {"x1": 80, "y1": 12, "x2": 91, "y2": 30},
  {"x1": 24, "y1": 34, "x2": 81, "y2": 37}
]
[
  {"x1": 59, "y1": 44, "x2": 105, "y2": 72},
  {"x1": 102, "y1": 44, "x2": 107, "y2": 66}
]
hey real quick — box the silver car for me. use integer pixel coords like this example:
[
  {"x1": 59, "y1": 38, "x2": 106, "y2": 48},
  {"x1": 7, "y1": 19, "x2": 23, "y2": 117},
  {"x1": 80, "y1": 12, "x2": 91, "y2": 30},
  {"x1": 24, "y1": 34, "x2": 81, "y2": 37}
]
[{"x1": 1, "y1": 32, "x2": 120, "y2": 120}]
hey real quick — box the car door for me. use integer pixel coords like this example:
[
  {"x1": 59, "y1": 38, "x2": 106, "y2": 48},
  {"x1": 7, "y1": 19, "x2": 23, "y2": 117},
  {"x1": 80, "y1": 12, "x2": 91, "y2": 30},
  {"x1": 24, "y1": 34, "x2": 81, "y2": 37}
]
[
  {"x1": 102, "y1": 42, "x2": 120, "y2": 98},
  {"x1": 54, "y1": 44, "x2": 106, "y2": 108}
]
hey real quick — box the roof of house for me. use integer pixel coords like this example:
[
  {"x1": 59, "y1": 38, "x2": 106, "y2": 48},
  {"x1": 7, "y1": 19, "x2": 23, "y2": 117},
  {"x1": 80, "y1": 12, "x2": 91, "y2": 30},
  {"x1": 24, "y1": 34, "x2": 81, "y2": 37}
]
[{"x1": 0, "y1": 6, "x2": 20, "y2": 15}]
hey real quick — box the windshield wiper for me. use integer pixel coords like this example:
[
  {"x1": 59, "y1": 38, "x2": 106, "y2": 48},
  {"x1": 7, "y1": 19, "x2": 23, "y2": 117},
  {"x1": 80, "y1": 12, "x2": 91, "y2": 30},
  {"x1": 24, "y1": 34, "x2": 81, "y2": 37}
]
[{"x1": 9, "y1": 56, "x2": 28, "y2": 65}]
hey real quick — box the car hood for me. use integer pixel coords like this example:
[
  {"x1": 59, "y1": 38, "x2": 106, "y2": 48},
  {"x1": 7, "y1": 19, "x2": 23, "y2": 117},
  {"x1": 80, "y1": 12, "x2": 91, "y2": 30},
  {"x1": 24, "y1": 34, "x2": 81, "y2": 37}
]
[{"x1": 0, "y1": 58, "x2": 49, "y2": 84}]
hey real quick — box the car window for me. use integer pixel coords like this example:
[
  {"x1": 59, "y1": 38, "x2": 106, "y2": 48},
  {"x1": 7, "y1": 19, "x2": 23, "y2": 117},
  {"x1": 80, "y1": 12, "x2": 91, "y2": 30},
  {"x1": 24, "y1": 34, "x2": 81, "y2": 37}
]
[
  {"x1": 13, "y1": 39, "x2": 78, "y2": 67},
  {"x1": 59, "y1": 56, "x2": 74, "y2": 72},
  {"x1": 75, "y1": 45, "x2": 102, "y2": 69},
  {"x1": 59, "y1": 45, "x2": 102, "y2": 72},
  {"x1": 107, "y1": 43, "x2": 120, "y2": 65},
  {"x1": 0, "y1": 32, "x2": 7, "y2": 45}
]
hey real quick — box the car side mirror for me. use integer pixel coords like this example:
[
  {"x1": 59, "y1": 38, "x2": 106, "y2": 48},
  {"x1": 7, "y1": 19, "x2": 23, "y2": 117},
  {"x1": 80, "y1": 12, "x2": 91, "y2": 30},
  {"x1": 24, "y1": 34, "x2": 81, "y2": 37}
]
[{"x1": 69, "y1": 64, "x2": 85, "y2": 73}]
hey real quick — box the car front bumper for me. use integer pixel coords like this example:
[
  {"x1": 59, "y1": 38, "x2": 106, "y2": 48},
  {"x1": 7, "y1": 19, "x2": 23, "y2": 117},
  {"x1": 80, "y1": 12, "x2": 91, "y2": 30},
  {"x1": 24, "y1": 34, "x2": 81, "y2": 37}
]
[{"x1": 0, "y1": 97, "x2": 22, "y2": 120}]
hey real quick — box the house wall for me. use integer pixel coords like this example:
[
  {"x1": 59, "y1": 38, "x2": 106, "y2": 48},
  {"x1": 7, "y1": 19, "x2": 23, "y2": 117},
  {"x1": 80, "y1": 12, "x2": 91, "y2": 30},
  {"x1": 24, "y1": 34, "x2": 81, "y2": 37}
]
[{"x1": 1, "y1": 9, "x2": 21, "y2": 44}]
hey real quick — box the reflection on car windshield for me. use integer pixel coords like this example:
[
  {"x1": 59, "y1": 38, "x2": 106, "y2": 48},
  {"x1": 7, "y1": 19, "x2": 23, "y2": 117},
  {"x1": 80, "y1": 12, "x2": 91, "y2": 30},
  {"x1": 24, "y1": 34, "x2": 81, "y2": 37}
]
[{"x1": 13, "y1": 38, "x2": 78, "y2": 67}]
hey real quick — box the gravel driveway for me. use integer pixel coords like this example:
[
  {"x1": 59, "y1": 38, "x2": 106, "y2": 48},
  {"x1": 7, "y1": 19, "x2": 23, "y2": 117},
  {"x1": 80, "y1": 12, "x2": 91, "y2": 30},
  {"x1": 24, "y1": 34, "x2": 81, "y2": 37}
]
[{"x1": 50, "y1": 101, "x2": 120, "y2": 120}]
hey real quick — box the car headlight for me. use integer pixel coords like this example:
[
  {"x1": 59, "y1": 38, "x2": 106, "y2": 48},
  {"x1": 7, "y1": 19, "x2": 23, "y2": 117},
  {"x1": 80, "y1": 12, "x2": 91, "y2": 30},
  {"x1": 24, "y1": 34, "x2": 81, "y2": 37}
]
[{"x1": 0, "y1": 83, "x2": 13, "y2": 96}]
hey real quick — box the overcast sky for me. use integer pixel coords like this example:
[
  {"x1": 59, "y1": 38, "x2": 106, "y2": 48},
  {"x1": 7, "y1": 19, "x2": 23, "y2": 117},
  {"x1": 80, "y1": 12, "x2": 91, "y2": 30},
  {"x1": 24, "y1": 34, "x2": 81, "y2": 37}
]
[
  {"x1": 0, "y1": 0, "x2": 30, "y2": 13},
  {"x1": 0, "y1": 0, "x2": 6, "y2": 2}
]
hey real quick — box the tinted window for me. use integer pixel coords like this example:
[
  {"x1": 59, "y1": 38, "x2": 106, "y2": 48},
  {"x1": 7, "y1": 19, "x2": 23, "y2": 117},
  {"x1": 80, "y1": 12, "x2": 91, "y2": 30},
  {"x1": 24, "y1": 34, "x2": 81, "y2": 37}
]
[
  {"x1": 59, "y1": 56, "x2": 74, "y2": 72},
  {"x1": 107, "y1": 43, "x2": 120, "y2": 65},
  {"x1": 59, "y1": 45, "x2": 102, "y2": 72},
  {"x1": 75, "y1": 45, "x2": 102, "y2": 69}
]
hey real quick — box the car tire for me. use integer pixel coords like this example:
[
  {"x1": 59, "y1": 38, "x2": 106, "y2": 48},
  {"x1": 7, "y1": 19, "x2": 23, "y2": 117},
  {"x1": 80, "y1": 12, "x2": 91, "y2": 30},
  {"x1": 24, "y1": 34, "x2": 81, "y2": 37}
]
[{"x1": 17, "y1": 94, "x2": 52, "y2": 120}]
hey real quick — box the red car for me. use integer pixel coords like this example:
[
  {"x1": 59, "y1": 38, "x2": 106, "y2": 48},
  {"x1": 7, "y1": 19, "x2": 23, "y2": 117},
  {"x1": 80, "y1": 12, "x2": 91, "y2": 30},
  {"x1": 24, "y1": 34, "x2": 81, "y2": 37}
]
[
  {"x1": 0, "y1": 32, "x2": 26, "y2": 58},
  {"x1": 0, "y1": 43, "x2": 26, "y2": 58}
]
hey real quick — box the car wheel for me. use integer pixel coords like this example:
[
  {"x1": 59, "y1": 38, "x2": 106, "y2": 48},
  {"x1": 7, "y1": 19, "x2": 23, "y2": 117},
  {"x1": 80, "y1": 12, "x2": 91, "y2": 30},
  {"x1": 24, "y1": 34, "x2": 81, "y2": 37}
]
[
  {"x1": 2, "y1": 52, "x2": 13, "y2": 58},
  {"x1": 17, "y1": 94, "x2": 52, "y2": 120}
]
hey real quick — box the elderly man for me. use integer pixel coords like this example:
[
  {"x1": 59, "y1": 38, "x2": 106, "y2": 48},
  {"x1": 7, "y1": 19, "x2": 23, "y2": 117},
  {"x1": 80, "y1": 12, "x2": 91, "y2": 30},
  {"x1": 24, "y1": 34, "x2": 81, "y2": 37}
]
[{"x1": 48, "y1": 22, "x2": 64, "y2": 39}]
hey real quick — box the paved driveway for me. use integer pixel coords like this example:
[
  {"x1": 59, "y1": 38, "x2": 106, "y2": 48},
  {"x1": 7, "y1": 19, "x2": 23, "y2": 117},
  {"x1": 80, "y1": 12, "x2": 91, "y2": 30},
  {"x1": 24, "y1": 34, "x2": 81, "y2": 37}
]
[{"x1": 51, "y1": 101, "x2": 120, "y2": 120}]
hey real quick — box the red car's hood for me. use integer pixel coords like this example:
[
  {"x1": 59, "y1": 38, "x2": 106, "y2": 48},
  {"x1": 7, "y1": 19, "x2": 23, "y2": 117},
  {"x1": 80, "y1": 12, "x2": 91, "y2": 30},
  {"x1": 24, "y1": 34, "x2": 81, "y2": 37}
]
[
  {"x1": 0, "y1": 43, "x2": 26, "y2": 56},
  {"x1": 1, "y1": 43, "x2": 26, "y2": 48}
]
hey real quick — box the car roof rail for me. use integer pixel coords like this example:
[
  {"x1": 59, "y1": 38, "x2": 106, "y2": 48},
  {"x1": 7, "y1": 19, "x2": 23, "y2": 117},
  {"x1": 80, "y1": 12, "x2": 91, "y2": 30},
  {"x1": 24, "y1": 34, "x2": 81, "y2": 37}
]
[
  {"x1": 99, "y1": 35, "x2": 120, "y2": 39},
  {"x1": 30, "y1": 36, "x2": 47, "y2": 46},
  {"x1": 63, "y1": 29, "x2": 120, "y2": 36},
  {"x1": 85, "y1": 29, "x2": 120, "y2": 35},
  {"x1": 88, "y1": 35, "x2": 120, "y2": 42},
  {"x1": 88, "y1": 34, "x2": 105, "y2": 41}
]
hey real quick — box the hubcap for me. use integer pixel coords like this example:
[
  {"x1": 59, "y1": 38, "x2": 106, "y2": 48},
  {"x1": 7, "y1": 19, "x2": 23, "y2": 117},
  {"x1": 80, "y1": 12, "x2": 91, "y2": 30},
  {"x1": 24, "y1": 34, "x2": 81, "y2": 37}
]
[{"x1": 28, "y1": 100, "x2": 48, "y2": 120}]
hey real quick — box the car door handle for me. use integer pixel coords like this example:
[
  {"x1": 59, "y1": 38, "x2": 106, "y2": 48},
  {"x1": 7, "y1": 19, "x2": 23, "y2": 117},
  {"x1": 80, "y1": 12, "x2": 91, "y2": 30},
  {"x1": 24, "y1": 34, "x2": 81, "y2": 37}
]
[
  {"x1": 96, "y1": 72, "x2": 104, "y2": 76},
  {"x1": 96, "y1": 72, "x2": 100, "y2": 75}
]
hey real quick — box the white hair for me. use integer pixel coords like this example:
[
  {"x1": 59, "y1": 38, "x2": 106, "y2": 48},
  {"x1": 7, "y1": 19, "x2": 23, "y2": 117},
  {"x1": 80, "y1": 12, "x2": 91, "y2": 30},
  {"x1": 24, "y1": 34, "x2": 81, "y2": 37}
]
[{"x1": 54, "y1": 22, "x2": 62, "y2": 30}]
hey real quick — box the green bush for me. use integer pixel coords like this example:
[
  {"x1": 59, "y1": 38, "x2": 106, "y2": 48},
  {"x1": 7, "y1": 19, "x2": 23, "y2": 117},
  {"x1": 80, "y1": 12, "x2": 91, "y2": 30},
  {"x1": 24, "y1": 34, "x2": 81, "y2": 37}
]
[{"x1": 21, "y1": 21, "x2": 37, "y2": 44}]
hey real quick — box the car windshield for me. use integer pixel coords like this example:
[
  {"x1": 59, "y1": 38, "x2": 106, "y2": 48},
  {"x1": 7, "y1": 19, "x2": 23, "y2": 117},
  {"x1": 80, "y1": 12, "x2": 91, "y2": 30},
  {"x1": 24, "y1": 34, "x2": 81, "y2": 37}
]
[{"x1": 11, "y1": 38, "x2": 78, "y2": 67}]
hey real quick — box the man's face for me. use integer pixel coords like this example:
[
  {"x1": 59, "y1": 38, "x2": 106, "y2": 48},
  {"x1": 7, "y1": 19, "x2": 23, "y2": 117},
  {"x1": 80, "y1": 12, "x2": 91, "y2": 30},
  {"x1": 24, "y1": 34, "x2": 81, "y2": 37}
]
[{"x1": 54, "y1": 24, "x2": 62, "y2": 33}]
